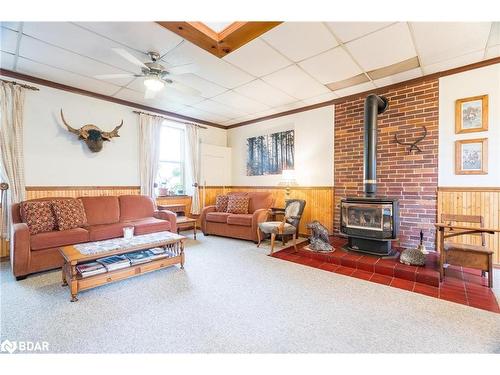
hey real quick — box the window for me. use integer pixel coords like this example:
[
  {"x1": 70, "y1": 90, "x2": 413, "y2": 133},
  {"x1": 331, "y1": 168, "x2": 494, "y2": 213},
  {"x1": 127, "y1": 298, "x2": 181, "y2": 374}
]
[{"x1": 157, "y1": 123, "x2": 185, "y2": 195}]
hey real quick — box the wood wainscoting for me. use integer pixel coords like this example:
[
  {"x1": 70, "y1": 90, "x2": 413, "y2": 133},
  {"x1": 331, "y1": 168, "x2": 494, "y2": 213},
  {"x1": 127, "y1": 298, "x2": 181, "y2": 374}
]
[
  {"x1": 438, "y1": 187, "x2": 500, "y2": 265},
  {"x1": 25, "y1": 186, "x2": 141, "y2": 199},
  {"x1": 201, "y1": 186, "x2": 335, "y2": 236}
]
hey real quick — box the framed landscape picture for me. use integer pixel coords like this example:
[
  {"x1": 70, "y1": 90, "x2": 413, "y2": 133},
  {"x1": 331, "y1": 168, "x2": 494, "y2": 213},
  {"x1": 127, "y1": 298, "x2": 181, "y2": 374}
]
[
  {"x1": 246, "y1": 129, "x2": 294, "y2": 176},
  {"x1": 455, "y1": 138, "x2": 488, "y2": 175},
  {"x1": 455, "y1": 94, "x2": 488, "y2": 134}
]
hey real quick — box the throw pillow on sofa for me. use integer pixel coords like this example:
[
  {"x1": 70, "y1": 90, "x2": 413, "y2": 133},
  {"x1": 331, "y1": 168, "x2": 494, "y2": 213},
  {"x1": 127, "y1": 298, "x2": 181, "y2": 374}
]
[
  {"x1": 226, "y1": 195, "x2": 250, "y2": 214},
  {"x1": 215, "y1": 195, "x2": 229, "y2": 212},
  {"x1": 52, "y1": 198, "x2": 87, "y2": 231},
  {"x1": 20, "y1": 201, "x2": 57, "y2": 235}
]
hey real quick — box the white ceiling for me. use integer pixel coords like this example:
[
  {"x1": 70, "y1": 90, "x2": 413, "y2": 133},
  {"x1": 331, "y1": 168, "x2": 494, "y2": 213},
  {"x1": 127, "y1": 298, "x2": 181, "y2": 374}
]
[{"x1": 1, "y1": 21, "x2": 498, "y2": 127}]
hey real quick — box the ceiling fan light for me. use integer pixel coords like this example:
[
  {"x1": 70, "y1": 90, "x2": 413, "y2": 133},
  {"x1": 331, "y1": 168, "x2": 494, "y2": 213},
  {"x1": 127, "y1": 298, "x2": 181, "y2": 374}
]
[{"x1": 144, "y1": 77, "x2": 164, "y2": 91}]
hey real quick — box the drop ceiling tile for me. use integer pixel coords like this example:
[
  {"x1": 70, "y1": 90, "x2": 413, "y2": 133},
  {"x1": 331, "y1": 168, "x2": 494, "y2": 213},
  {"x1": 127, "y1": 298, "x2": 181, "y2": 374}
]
[
  {"x1": 262, "y1": 64, "x2": 330, "y2": 100},
  {"x1": 16, "y1": 57, "x2": 120, "y2": 96},
  {"x1": 485, "y1": 45, "x2": 500, "y2": 59},
  {"x1": 373, "y1": 67, "x2": 423, "y2": 88},
  {"x1": 169, "y1": 73, "x2": 227, "y2": 98},
  {"x1": 333, "y1": 81, "x2": 376, "y2": 98},
  {"x1": 299, "y1": 46, "x2": 362, "y2": 84},
  {"x1": 19, "y1": 36, "x2": 133, "y2": 86},
  {"x1": 233, "y1": 79, "x2": 296, "y2": 107},
  {"x1": 0, "y1": 22, "x2": 21, "y2": 31},
  {"x1": 302, "y1": 91, "x2": 338, "y2": 105},
  {"x1": 346, "y1": 23, "x2": 416, "y2": 71},
  {"x1": 223, "y1": 38, "x2": 291, "y2": 76},
  {"x1": 75, "y1": 22, "x2": 183, "y2": 56},
  {"x1": 487, "y1": 22, "x2": 500, "y2": 47},
  {"x1": 325, "y1": 22, "x2": 394, "y2": 43},
  {"x1": 181, "y1": 106, "x2": 229, "y2": 123},
  {"x1": 196, "y1": 99, "x2": 246, "y2": 119},
  {"x1": 271, "y1": 100, "x2": 308, "y2": 114},
  {"x1": 262, "y1": 22, "x2": 338, "y2": 62},
  {"x1": 162, "y1": 41, "x2": 254, "y2": 89},
  {"x1": 211, "y1": 90, "x2": 270, "y2": 114},
  {"x1": 411, "y1": 22, "x2": 491, "y2": 66},
  {"x1": 422, "y1": 50, "x2": 485, "y2": 75},
  {"x1": 114, "y1": 87, "x2": 194, "y2": 114},
  {"x1": 1, "y1": 27, "x2": 18, "y2": 54},
  {"x1": 22, "y1": 22, "x2": 143, "y2": 74},
  {"x1": 0, "y1": 51, "x2": 15, "y2": 70}
]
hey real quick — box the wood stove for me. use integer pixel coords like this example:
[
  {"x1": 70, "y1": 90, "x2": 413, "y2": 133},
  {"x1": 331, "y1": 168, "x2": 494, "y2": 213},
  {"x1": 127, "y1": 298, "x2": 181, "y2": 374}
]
[
  {"x1": 340, "y1": 197, "x2": 399, "y2": 255},
  {"x1": 340, "y1": 94, "x2": 399, "y2": 256}
]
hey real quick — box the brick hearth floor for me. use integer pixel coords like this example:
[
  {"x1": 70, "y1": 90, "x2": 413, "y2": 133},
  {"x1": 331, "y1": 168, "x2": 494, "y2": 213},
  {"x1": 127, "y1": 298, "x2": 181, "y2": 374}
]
[{"x1": 271, "y1": 236, "x2": 499, "y2": 313}]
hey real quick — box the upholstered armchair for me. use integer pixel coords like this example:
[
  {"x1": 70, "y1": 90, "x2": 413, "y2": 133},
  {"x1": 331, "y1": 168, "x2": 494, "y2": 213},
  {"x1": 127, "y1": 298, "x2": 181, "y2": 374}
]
[{"x1": 257, "y1": 199, "x2": 306, "y2": 254}]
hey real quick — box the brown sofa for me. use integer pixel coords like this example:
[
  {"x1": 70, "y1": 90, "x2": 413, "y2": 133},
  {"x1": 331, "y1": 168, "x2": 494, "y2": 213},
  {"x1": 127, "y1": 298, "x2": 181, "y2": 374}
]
[
  {"x1": 200, "y1": 192, "x2": 274, "y2": 242},
  {"x1": 11, "y1": 195, "x2": 177, "y2": 279}
]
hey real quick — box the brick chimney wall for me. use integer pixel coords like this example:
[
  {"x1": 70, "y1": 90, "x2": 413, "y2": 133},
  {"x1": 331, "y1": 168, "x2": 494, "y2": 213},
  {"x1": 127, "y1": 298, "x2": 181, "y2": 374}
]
[{"x1": 334, "y1": 78, "x2": 439, "y2": 250}]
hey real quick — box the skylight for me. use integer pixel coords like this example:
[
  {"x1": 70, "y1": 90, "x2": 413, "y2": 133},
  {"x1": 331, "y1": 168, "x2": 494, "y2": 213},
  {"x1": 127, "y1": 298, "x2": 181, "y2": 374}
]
[{"x1": 202, "y1": 22, "x2": 234, "y2": 33}]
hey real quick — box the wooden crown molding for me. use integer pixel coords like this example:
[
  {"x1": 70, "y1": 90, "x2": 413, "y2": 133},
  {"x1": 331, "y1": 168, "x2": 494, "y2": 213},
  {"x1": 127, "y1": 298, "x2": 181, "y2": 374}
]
[
  {"x1": 0, "y1": 69, "x2": 226, "y2": 129},
  {"x1": 157, "y1": 22, "x2": 281, "y2": 58},
  {"x1": 3, "y1": 54, "x2": 500, "y2": 131},
  {"x1": 227, "y1": 56, "x2": 500, "y2": 129}
]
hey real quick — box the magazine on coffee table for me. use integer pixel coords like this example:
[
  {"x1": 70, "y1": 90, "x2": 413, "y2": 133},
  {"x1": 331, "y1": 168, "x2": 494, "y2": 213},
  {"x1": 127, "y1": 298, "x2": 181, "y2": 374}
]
[
  {"x1": 96, "y1": 255, "x2": 131, "y2": 271},
  {"x1": 76, "y1": 261, "x2": 107, "y2": 278},
  {"x1": 126, "y1": 251, "x2": 153, "y2": 265}
]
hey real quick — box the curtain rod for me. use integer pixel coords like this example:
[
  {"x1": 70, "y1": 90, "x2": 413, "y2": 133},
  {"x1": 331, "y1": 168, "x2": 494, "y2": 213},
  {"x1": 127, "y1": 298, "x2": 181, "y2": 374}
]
[
  {"x1": 132, "y1": 110, "x2": 208, "y2": 129},
  {"x1": 1, "y1": 78, "x2": 39, "y2": 91}
]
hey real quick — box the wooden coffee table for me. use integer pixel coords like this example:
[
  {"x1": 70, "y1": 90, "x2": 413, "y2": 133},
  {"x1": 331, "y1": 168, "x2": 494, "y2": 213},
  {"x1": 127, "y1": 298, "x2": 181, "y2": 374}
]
[
  {"x1": 176, "y1": 216, "x2": 198, "y2": 239},
  {"x1": 59, "y1": 231, "x2": 185, "y2": 302}
]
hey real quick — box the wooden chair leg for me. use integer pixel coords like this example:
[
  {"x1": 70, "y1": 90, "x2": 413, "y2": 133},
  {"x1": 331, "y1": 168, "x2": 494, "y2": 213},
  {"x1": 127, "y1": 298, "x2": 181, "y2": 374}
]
[
  {"x1": 270, "y1": 233, "x2": 276, "y2": 255},
  {"x1": 488, "y1": 254, "x2": 493, "y2": 288},
  {"x1": 257, "y1": 228, "x2": 261, "y2": 247},
  {"x1": 292, "y1": 233, "x2": 297, "y2": 252}
]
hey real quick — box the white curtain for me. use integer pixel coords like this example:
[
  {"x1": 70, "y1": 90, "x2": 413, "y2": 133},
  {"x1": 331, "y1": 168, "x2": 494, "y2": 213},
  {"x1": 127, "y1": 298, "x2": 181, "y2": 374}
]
[
  {"x1": 0, "y1": 82, "x2": 26, "y2": 243},
  {"x1": 185, "y1": 124, "x2": 201, "y2": 215},
  {"x1": 139, "y1": 113, "x2": 162, "y2": 199}
]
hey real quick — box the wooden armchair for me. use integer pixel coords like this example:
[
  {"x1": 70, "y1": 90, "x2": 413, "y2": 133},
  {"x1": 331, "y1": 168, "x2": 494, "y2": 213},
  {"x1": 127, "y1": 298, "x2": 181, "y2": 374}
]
[
  {"x1": 436, "y1": 214, "x2": 497, "y2": 287},
  {"x1": 257, "y1": 199, "x2": 306, "y2": 255}
]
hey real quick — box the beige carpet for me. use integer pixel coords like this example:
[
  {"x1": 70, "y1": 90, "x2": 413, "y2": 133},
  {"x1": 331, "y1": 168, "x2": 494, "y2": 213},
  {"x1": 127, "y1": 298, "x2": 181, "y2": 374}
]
[{"x1": 1, "y1": 233, "x2": 499, "y2": 353}]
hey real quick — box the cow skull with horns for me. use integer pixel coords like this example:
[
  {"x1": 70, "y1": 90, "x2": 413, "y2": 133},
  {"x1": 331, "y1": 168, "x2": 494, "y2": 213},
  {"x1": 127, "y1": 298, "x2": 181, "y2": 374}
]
[{"x1": 60, "y1": 109, "x2": 123, "y2": 153}]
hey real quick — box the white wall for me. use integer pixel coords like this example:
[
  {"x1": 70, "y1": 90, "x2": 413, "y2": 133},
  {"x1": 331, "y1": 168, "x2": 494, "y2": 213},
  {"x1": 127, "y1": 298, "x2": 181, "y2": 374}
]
[
  {"x1": 227, "y1": 106, "x2": 334, "y2": 186},
  {"x1": 1, "y1": 76, "x2": 227, "y2": 186},
  {"x1": 439, "y1": 64, "x2": 500, "y2": 186}
]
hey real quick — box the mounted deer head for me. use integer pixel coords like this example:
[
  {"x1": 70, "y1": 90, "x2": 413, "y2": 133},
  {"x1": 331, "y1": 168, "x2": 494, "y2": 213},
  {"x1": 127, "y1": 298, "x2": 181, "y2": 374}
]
[{"x1": 60, "y1": 109, "x2": 123, "y2": 153}]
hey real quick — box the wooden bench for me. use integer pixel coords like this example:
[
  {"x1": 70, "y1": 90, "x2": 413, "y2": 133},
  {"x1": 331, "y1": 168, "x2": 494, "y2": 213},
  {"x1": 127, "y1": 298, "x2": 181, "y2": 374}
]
[{"x1": 435, "y1": 214, "x2": 498, "y2": 288}]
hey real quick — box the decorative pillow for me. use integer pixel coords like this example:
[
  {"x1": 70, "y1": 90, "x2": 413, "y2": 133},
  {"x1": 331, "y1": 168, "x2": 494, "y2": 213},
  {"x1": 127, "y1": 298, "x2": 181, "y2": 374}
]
[
  {"x1": 226, "y1": 195, "x2": 249, "y2": 214},
  {"x1": 20, "y1": 201, "x2": 57, "y2": 235},
  {"x1": 215, "y1": 195, "x2": 229, "y2": 212},
  {"x1": 52, "y1": 199, "x2": 87, "y2": 231}
]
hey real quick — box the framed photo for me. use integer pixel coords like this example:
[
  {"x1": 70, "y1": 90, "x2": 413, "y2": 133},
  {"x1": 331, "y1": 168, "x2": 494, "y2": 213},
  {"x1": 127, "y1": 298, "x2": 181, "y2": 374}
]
[
  {"x1": 455, "y1": 138, "x2": 488, "y2": 175},
  {"x1": 455, "y1": 94, "x2": 488, "y2": 134}
]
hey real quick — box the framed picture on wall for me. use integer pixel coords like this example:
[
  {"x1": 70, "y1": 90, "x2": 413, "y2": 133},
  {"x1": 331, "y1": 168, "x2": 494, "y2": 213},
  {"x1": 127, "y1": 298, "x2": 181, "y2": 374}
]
[
  {"x1": 455, "y1": 138, "x2": 488, "y2": 175},
  {"x1": 455, "y1": 94, "x2": 488, "y2": 134}
]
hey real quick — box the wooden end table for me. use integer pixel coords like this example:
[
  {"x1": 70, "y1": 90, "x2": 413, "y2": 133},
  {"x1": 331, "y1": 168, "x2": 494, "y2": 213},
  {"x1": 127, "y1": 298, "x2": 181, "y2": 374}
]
[
  {"x1": 59, "y1": 231, "x2": 185, "y2": 302},
  {"x1": 176, "y1": 216, "x2": 198, "y2": 239}
]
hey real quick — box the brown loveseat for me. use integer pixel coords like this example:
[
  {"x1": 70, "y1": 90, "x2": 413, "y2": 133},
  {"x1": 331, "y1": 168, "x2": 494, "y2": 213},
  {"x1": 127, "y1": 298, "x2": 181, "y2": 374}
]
[
  {"x1": 11, "y1": 195, "x2": 177, "y2": 279},
  {"x1": 200, "y1": 192, "x2": 274, "y2": 242}
]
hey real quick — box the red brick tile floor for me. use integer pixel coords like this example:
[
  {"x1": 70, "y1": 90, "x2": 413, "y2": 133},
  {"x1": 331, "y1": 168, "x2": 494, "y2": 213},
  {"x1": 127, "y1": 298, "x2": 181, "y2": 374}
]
[{"x1": 271, "y1": 236, "x2": 499, "y2": 313}]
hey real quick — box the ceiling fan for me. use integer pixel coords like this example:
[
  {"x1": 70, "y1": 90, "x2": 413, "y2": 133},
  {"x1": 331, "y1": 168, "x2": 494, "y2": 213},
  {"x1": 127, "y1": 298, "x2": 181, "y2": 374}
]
[{"x1": 94, "y1": 48, "x2": 200, "y2": 99}]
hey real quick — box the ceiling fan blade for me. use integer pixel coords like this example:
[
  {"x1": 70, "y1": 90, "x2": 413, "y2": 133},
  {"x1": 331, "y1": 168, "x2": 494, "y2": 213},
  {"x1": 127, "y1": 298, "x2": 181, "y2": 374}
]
[
  {"x1": 112, "y1": 48, "x2": 148, "y2": 69},
  {"x1": 94, "y1": 73, "x2": 136, "y2": 80},
  {"x1": 144, "y1": 89, "x2": 158, "y2": 100},
  {"x1": 167, "y1": 63, "x2": 198, "y2": 75}
]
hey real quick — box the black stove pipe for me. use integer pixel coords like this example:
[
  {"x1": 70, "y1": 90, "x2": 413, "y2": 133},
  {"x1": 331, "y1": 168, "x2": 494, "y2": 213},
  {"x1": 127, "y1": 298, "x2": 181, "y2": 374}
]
[{"x1": 364, "y1": 94, "x2": 388, "y2": 197}]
